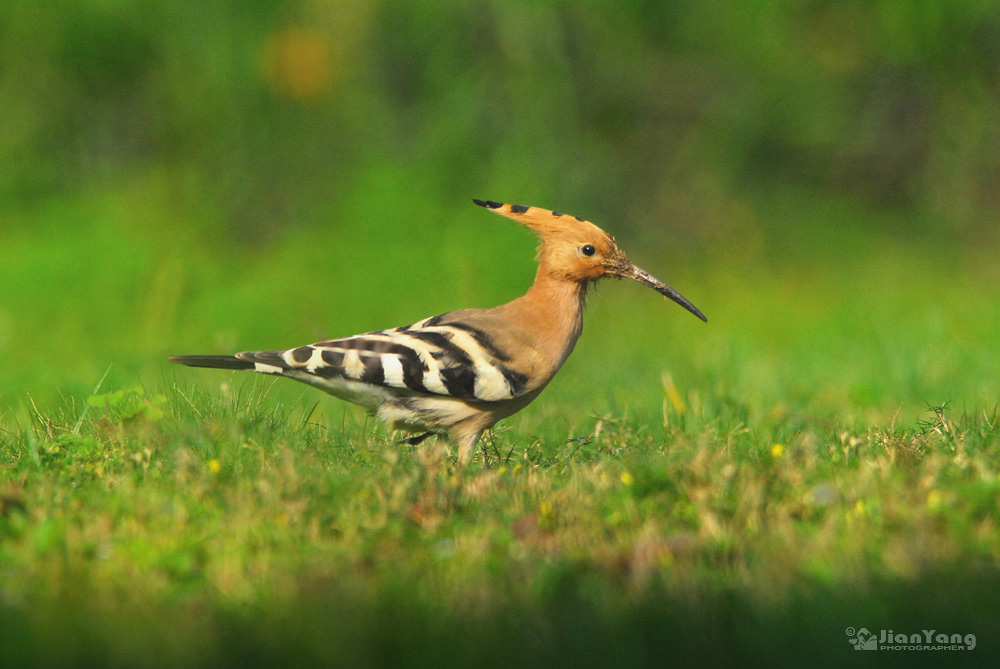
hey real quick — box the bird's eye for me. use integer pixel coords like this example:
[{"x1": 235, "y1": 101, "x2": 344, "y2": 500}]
[{"x1": 581, "y1": 244, "x2": 596, "y2": 257}]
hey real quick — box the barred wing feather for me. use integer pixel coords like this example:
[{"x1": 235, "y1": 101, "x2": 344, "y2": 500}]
[{"x1": 228, "y1": 312, "x2": 530, "y2": 403}]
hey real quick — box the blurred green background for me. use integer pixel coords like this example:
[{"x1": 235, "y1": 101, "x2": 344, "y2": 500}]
[
  {"x1": 3, "y1": 3, "x2": 1000, "y2": 664},
  {"x1": 2, "y1": 0, "x2": 999, "y2": 422}
]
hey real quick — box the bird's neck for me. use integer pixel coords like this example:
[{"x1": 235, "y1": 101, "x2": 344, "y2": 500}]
[{"x1": 504, "y1": 262, "x2": 587, "y2": 369}]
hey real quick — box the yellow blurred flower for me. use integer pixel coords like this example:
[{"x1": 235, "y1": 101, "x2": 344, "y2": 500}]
[
  {"x1": 261, "y1": 28, "x2": 335, "y2": 101},
  {"x1": 927, "y1": 489, "x2": 943, "y2": 512}
]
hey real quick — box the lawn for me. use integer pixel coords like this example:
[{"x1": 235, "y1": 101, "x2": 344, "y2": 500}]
[{"x1": 1, "y1": 187, "x2": 999, "y2": 666}]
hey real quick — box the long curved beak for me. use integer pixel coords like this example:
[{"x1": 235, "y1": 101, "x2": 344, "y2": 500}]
[{"x1": 621, "y1": 264, "x2": 707, "y2": 322}]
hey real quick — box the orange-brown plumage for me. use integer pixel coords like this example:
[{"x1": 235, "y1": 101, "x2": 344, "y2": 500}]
[
  {"x1": 171, "y1": 199, "x2": 705, "y2": 464},
  {"x1": 471, "y1": 200, "x2": 705, "y2": 416}
]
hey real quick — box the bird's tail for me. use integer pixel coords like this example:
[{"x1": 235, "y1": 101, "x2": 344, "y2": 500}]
[
  {"x1": 170, "y1": 351, "x2": 294, "y2": 376},
  {"x1": 169, "y1": 354, "x2": 264, "y2": 371}
]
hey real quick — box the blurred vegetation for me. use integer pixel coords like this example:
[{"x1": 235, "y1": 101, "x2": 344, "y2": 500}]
[
  {"x1": 2, "y1": 2, "x2": 1000, "y2": 664},
  {"x1": 2, "y1": 383, "x2": 1000, "y2": 666},
  {"x1": 4, "y1": 1, "x2": 1000, "y2": 233},
  {"x1": 2, "y1": 0, "x2": 999, "y2": 408}
]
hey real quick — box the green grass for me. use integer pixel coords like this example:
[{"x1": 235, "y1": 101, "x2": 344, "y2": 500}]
[
  {"x1": 2, "y1": 381, "x2": 999, "y2": 666},
  {"x1": 2, "y1": 187, "x2": 1000, "y2": 666},
  {"x1": 5, "y1": 2, "x2": 1000, "y2": 662}
]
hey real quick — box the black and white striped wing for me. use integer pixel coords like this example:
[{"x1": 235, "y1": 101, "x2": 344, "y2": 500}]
[{"x1": 239, "y1": 314, "x2": 531, "y2": 403}]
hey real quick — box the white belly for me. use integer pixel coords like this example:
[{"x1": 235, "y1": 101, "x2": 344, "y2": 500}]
[{"x1": 289, "y1": 370, "x2": 485, "y2": 433}]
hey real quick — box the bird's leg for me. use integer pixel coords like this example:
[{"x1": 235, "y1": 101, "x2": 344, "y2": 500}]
[
  {"x1": 401, "y1": 431, "x2": 437, "y2": 446},
  {"x1": 453, "y1": 428, "x2": 485, "y2": 467}
]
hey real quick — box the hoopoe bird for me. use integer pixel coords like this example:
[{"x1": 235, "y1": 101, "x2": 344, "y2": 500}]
[{"x1": 170, "y1": 199, "x2": 705, "y2": 464}]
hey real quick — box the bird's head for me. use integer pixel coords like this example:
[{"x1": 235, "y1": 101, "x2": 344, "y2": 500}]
[{"x1": 473, "y1": 199, "x2": 706, "y2": 321}]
